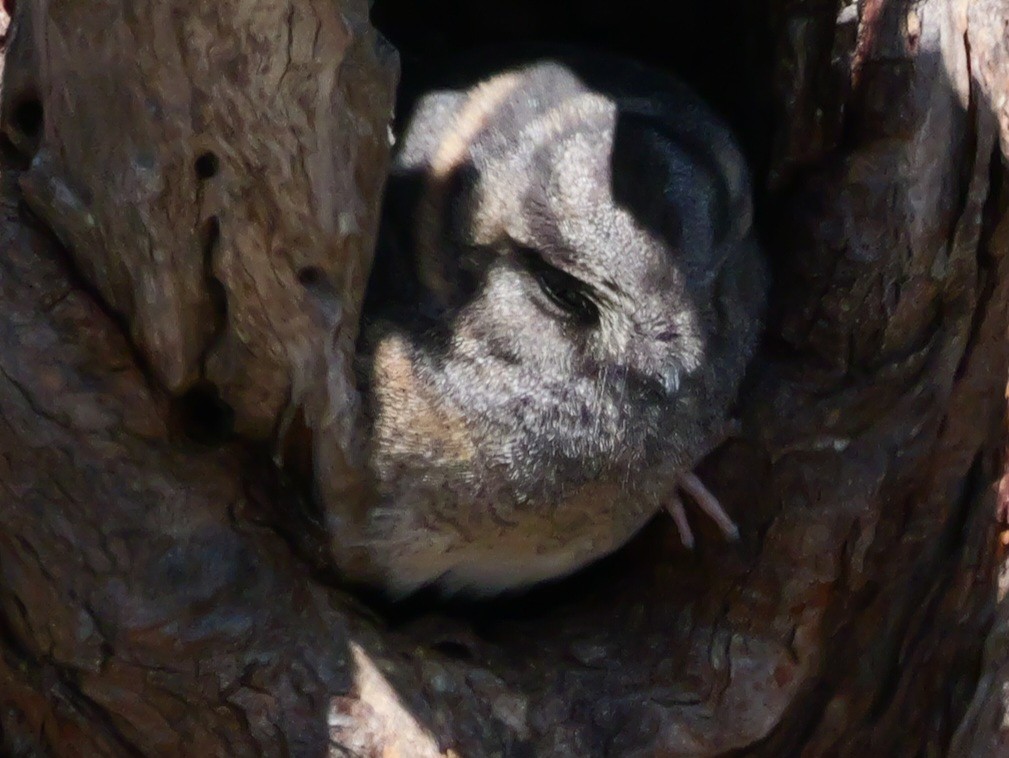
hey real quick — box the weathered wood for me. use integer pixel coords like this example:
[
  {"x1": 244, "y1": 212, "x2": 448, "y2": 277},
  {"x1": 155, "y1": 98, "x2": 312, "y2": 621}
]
[
  {"x1": 2, "y1": 0, "x2": 397, "y2": 440},
  {"x1": 0, "y1": 0, "x2": 1007, "y2": 755}
]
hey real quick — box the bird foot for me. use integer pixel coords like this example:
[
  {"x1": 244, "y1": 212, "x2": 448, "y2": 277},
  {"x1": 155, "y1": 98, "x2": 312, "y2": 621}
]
[{"x1": 665, "y1": 471, "x2": 739, "y2": 549}]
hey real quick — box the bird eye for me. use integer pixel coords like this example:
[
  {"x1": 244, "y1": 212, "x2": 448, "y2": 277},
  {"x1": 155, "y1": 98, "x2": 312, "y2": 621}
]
[
  {"x1": 537, "y1": 268, "x2": 598, "y2": 321},
  {"x1": 518, "y1": 247, "x2": 599, "y2": 325}
]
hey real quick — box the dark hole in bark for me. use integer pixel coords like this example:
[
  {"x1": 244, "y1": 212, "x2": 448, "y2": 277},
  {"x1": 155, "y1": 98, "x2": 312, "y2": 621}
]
[
  {"x1": 297, "y1": 265, "x2": 329, "y2": 289},
  {"x1": 296, "y1": 265, "x2": 343, "y2": 309},
  {"x1": 194, "y1": 151, "x2": 220, "y2": 180},
  {"x1": 9, "y1": 96, "x2": 42, "y2": 146},
  {"x1": 171, "y1": 382, "x2": 235, "y2": 446}
]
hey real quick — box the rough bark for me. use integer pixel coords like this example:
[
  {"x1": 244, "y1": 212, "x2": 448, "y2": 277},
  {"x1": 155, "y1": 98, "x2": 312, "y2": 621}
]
[
  {"x1": 2, "y1": 0, "x2": 397, "y2": 442},
  {"x1": 0, "y1": 0, "x2": 1007, "y2": 756}
]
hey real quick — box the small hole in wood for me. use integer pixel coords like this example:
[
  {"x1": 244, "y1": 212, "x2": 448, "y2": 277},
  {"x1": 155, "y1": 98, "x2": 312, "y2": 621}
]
[
  {"x1": 170, "y1": 383, "x2": 235, "y2": 446},
  {"x1": 10, "y1": 98, "x2": 43, "y2": 141},
  {"x1": 194, "y1": 151, "x2": 219, "y2": 180},
  {"x1": 297, "y1": 266, "x2": 326, "y2": 287}
]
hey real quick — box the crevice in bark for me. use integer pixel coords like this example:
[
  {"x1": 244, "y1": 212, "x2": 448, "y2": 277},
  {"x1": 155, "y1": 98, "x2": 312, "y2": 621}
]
[{"x1": 6, "y1": 93, "x2": 40, "y2": 152}]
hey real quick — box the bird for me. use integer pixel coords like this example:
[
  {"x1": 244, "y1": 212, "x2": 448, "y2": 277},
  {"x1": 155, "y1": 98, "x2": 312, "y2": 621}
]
[{"x1": 337, "y1": 51, "x2": 768, "y2": 596}]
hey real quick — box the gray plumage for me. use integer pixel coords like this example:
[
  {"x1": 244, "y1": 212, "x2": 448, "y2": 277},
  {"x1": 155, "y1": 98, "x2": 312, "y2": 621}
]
[{"x1": 342, "y1": 53, "x2": 768, "y2": 596}]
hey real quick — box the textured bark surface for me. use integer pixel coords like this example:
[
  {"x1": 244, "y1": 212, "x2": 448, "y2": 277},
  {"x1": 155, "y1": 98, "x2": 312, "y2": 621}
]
[
  {"x1": 0, "y1": 0, "x2": 1008, "y2": 756},
  {"x1": 2, "y1": 0, "x2": 397, "y2": 441}
]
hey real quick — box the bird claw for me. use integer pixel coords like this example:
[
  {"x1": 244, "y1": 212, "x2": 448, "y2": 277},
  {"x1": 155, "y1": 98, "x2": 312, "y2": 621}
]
[{"x1": 665, "y1": 471, "x2": 739, "y2": 549}]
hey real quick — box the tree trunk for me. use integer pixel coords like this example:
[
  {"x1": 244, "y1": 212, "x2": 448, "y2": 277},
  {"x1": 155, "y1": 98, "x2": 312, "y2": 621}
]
[{"x1": 0, "y1": 0, "x2": 1007, "y2": 755}]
